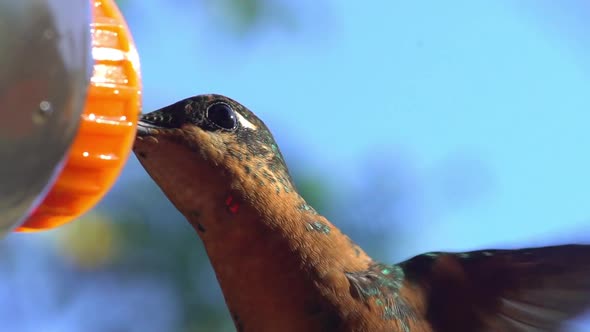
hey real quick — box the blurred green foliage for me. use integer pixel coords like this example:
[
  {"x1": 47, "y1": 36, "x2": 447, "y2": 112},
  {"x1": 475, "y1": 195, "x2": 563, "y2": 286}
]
[{"x1": 116, "y1": 0, "x2": 298, "y2": 37}]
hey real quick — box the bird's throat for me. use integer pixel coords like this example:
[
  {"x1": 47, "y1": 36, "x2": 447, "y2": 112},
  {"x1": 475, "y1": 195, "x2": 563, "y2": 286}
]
[
  {"x1": 195, "y1": 189, "x2": 374, "y2": 331},
  {"x1": 134, "y1": 136, "x2": 374, "y2": 330}
]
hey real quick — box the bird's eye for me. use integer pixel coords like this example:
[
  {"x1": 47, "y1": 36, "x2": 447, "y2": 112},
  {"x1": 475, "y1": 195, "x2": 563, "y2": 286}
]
[{"x1": 206, "y1": 103, "x2": 238, "y2": 130}]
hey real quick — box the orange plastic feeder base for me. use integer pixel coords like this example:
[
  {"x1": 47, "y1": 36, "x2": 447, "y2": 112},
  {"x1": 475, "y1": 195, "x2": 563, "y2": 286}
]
[{"x1": 18, "y1": 0, "x2": 142, "y2": 231}]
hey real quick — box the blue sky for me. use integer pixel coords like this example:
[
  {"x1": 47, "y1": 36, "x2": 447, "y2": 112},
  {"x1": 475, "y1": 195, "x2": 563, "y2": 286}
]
[
  {"x1": 130, "y1": 4, "x2": 590, "y2": 326},
  {"x1": 127, "y1": 0, "x2": 590, "y2": 257}
]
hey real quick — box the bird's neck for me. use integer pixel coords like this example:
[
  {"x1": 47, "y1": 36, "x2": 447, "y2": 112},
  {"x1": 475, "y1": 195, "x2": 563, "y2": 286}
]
[{"x1": 186, "y1": 185, "x2": 373, "y2": 330}]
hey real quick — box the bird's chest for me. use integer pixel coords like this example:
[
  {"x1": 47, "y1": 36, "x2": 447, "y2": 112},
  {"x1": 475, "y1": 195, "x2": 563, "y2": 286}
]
[{"x1": 202, "y1": 231, "x2": 340, "y2": 331}]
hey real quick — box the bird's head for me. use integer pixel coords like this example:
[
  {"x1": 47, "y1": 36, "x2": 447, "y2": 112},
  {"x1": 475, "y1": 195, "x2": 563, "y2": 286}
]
[{"x1": 133, "y1": 94, "x2": 296, "y2": 218}]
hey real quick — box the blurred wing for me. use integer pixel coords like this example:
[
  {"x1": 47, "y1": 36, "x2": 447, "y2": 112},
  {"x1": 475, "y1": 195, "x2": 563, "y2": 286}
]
[{"x1": 399, "y1": 245, "x2": 590, "y2": 331}]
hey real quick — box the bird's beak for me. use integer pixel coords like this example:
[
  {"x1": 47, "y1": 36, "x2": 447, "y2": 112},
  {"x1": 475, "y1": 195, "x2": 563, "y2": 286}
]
[
  {"x1": 136, "y1": 101, "x2": 186, "y2": 137},
  {"x1": 136, "y1": 117, "x2": 161, "y2": 136}
]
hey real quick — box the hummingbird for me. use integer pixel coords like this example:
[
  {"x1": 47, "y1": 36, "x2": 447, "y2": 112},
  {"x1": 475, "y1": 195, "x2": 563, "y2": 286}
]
[{"x1": 134, "y1": 94, "x2": 590, "y2": 332}]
